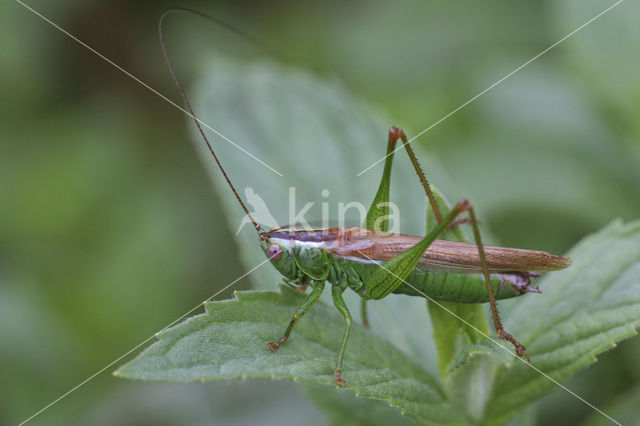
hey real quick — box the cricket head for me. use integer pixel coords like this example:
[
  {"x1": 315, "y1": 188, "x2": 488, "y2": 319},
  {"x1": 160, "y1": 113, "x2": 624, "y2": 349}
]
[{"x1": 260, "y1": 234, "x2": 298, "y2": 280}]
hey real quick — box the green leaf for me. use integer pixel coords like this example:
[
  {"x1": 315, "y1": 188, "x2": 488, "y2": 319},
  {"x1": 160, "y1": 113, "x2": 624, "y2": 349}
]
[
  {"x1": 482, "y1": 220, "x2": 640, "y2": 424},
  {"x1": 302, "y1": 384, "x2": 415, "y2": 426},
  {"x1": 116, "y1": 286, "x2": 464, "y2": 425}
]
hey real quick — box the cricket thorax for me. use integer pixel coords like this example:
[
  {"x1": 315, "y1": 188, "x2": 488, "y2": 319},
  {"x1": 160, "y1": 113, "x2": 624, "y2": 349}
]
[{"x1": 261, "y1": 228, "x2": 372, "y2": 284}]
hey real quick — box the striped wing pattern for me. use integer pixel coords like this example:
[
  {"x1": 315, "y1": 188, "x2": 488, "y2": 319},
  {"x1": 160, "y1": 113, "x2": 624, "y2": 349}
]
[{"x1": 328, "y1": 228, "x2": 571, "y2": 273}]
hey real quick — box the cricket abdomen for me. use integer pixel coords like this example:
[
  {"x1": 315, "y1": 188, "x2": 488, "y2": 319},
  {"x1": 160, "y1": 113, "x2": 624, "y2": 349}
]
[
  {"x1": 393, "y1": 266, "x2": 539, "y2": 302},
  {"x1": 329, "y1": 254, "x2": 540, "y2": 302}
]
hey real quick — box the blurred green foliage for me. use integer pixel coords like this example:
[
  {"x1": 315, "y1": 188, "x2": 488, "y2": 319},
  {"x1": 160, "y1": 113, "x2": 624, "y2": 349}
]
[{"x1": 1, "y1": 1, "x2": 639, "y2": 425}]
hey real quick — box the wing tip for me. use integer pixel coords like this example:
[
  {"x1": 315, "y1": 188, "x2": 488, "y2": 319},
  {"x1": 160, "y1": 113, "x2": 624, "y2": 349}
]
[{"x1": 543, "y1": 255, "x2": 572, "y2": 271}]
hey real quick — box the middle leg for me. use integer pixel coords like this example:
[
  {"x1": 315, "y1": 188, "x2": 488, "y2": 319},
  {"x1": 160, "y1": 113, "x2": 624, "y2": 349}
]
[
  {"x1": 360, "y1": 298, "x2": 370, "y2": 329},
  {"x1": 332, "y1": 285, "x2": 352, "y2": 387}
]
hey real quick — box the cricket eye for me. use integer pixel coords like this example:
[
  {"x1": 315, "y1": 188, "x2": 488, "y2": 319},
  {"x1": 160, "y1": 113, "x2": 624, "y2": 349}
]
[{"x1": 268, "y1": 244, "x2": 282, "y2": 260}]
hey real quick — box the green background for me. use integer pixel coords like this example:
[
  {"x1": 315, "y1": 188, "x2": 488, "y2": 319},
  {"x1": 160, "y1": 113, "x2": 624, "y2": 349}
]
[{"x1": 1, "y1": 1, "x2": 639, "y2": 425}]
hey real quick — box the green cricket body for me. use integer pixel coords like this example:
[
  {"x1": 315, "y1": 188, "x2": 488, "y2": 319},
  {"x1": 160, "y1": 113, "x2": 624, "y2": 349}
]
[{"x1": 261, "y1": 227, "x2": 570, "y2": 303}]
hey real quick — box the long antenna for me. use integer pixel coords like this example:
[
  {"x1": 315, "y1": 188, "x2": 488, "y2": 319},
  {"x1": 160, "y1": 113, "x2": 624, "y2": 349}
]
[{"x1": 158, "y1": 8, "x2": 268, "y2": 235}]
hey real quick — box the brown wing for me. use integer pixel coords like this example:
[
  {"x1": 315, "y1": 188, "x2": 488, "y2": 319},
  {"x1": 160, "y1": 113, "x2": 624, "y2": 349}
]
[{"x1": 329, "y1": 228, "x2": 571, "y2": 272}]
